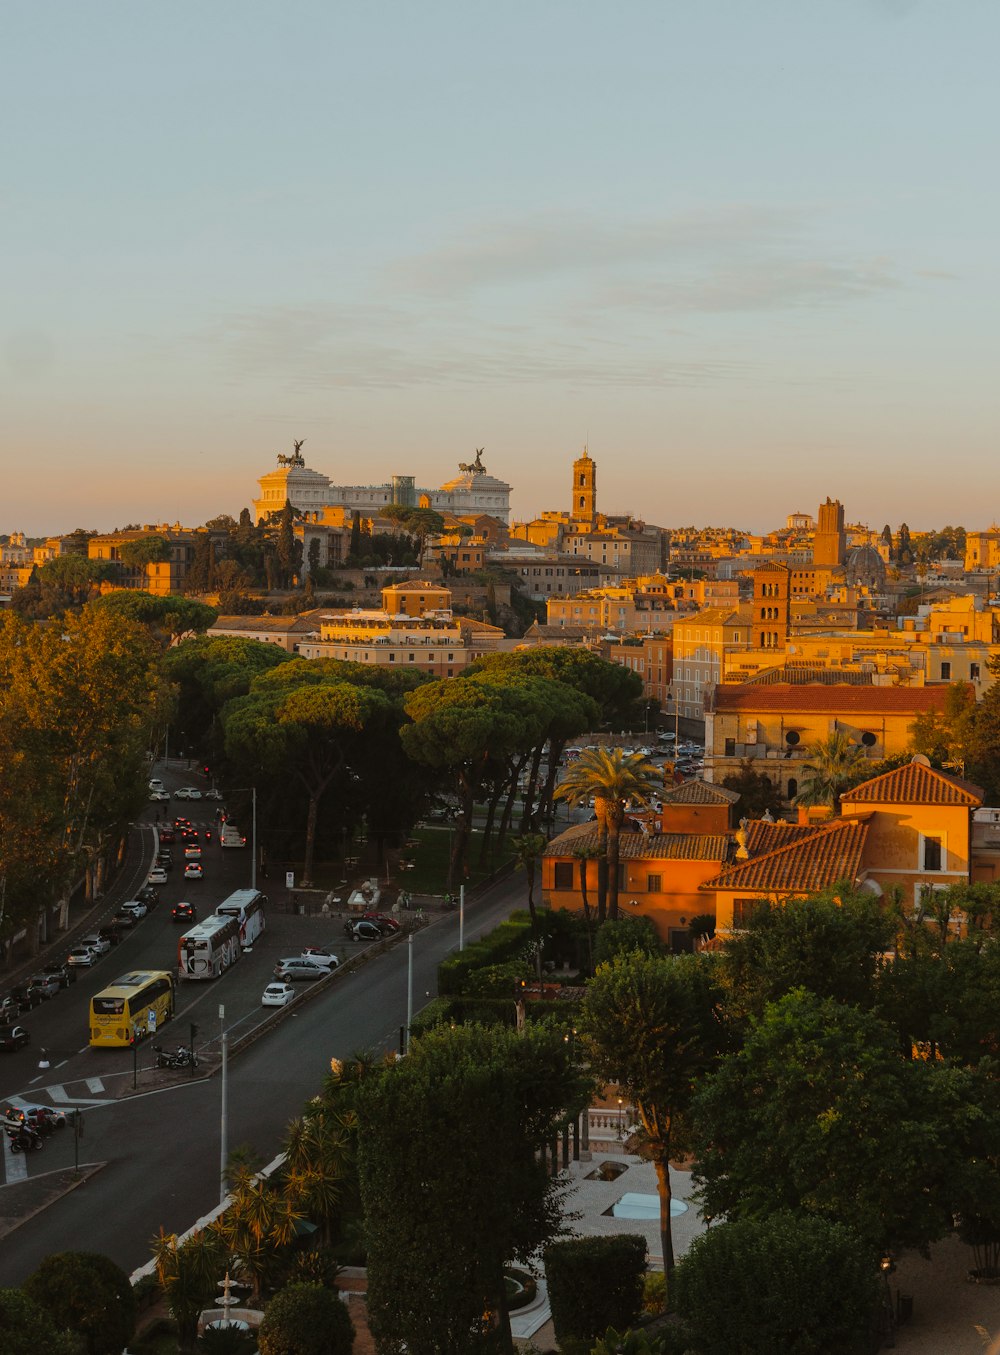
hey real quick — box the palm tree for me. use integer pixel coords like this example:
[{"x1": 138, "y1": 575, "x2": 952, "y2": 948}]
[
  {"x1": 555, "y1": 748, "x2": 661, "y2": 921},
  {"x1": 793, "y1": 730, "x2": 867, "y2": 811},
  {"x1": 511, "y1": 831, "x2": 547, "y2": 934},
  {"x1": 151, "y1": 1227, "x2": 226, "y2": 1352}
]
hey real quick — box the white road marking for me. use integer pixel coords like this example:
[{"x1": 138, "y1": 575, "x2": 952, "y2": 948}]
[
  {"x1": 48, "y1": 1086, "x2": 115, "y2": 1107},
  {"x1": 2, "y1": 1128, "x2": 27, "y2": 1183},
  {"x1": 85, "y1": 1077, "x2": 104, "y2": 1093}
]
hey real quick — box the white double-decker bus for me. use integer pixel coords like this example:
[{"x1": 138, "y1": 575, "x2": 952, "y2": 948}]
[
  {"x1": 215, "y1": 888, "x2": 267, "y2": 949},
  {"x1": 177, "y1": 915, "x2": 241, "y2": 980}
]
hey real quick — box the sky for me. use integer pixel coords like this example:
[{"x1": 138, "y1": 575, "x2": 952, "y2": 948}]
[{"x1": 3, "y1": 1, "x2": 998, "y2": 536}]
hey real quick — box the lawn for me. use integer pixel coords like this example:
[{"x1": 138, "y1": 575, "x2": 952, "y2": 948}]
[{"x1": 398, "y1": 825, "x2": 515, "y2": 896}]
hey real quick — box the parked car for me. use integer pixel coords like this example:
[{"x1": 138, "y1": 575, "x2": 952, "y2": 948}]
[
  {"x1": 149, "y1": 778, "x2": 165, "y2": 791},
  {"x1": 0, "y1": 996, "x2": 21, "y2": 1019},
  {"x1": 156, "y1": 851, "x2": 173, "y2": 869},
  {"x1": 111, "y1": 910, "x2": 138, "y2": 931},
  {"x1": 66, "y1": 946, "x2": 98, "y2": 966},
  {"x1": 27, "y1": 973, "x2": 61, "y2": 1000},
  {"x1": 344, "y1": 919, "x2": 382, "y2": 942},
  {"x1": 273, "y1": 956, "x2": 333, "y2": 982},
  {"x1": 119, "y1": 901, "x2": 148, "y2": 920},
  {"x1": 172, "y1": 902, "x2": 196, "y2": 924},
  {"x1": 157, "y1": 827, "x2": 176, "y2": 844},
  {"x1": 261, "y1": 982, "x2": 296, "y2": 1008},
  {"x1": 41, "y1": 962, "x2": 75, "y2": 989},
  {"x1": 0, "y1": 1025, "x2": 30, "y2": 1052},
  {"x1": 149, "y1": 789, "x2": 170, "y2": 802},
  {"x1": 362, "y1": 912, "x2": 401, "y2": 934},
  {"x1": 148, "y1": 867, "x2": 169, "y2": 886},
  {"x1": 80, "y1": 931, "x2": 112, "y2": 954},
  {"x1": 183, "y1": 862, "x2": 204, "y2": 880},
  {"x1": 301, "y1": 946, "x2": 340, "y2": 968},
  {"x1": 136, "y1": 884, "x2": 159, "y2": 905}
]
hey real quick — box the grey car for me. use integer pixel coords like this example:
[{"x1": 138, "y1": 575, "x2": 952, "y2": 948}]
[{"x1": 273, "y1": 957, "x2": 333, "y2": 982}]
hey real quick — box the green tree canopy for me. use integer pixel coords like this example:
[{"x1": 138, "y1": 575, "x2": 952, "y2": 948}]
[
  {"x1": 675, "y1": 1213, "x2": 879, "y2": 1355},
  {"x1": 0, "y1": 1288, "x2": 83, "y2": 1355},
  {"x1": 357, "y1": 1024, "x2": 588, "y2": 1355},
  {"x1": 118, "y1": 533, "x2": 172, "y2": 568},
  {"x1": 257, "y1": 1282, "x2": 354, "y2": 1355},
  {"x1": 691, "y1": 989, "x2": 973, "y2": 1253},
  {"x1": 580, "y1": 951, "x2": 728, "y2": 1272},
  {"x1": 23, "y1": 1251, "x2": 136, "y2": 1355}
]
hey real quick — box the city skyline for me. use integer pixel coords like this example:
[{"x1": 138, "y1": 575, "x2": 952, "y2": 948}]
[{"x1": 5, "y1": 1, "x2": 999, "y2": 535}]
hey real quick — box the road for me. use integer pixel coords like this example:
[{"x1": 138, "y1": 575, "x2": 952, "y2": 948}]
[{"x1": 0, "y1": 766, "x2": 525, "y2": 1284}]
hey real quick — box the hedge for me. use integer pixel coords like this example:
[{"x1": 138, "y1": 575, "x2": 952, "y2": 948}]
[
  {"x1": 437, "y1": 911, "x2": 537, "y2": 995},
  {"x1": 544, "y1": 1234, "x2": 647, "y2": 1349}
]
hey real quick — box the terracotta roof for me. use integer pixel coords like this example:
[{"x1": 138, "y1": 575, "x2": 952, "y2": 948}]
[
  {"x1": 841, "y1": 758, "x2": 984, "y2": 806},
  {"x1": 545, "y1": 825, "x2": 728, "y2": 862},
  {"x1": 742, "y1": 665, "x2": 873, "y2": 687},
  {"x1": 210, "y1": 614, "x2": 322, "y2": 634},
  {"x1": 710, "y1": 683, "x2": 959, "y2": 714},
  {"x1": 660, "y1": 781, "x2": 741, "y2": 806},
  {"x1": 699, "y1": 818, "x2": 869, "y2": 895}
]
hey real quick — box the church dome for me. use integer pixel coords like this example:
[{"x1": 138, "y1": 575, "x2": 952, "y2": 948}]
[{"x1": 845, "y1": 544, "x2": 887, "y2": 588}]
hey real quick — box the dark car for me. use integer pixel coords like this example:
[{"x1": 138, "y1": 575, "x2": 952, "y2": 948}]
[
  {"x1": 172, "y1": 902, "x2": 197, "y2": 924},
  {"x1": 9, "y1": 985, "x2": 43, "y2": 1012},
  {"x1": 158, "y1": 827, "x2": 176, "y2": 844},
  {"x1": 136, "y1": 884, "x2": 160, "y2": 905},
  {"x1": 42, "y1": 962, "x2": 76, "y2": 989},
  {"x1": 156, "y1": 852, "x2": 173, "y2": 870},
  {"x1": 0, "y1": 1025, "x2": 30, "y2": 1052},
  {"x1": 0, "y1": 995, "x2": 20, "y2": 1020},
  {"x1": 98, "y1": 925, "x2": 123, "y2": 947},
  {"x1": 362, "y1": 912, "x2": 401, "y2": 935},
  {"x1": 113, "y1": 908, "x2": 139, "y2": 930}
]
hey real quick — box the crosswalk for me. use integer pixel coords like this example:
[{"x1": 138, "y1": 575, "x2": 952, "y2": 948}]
[{"x1": 6, "y1": 1077, "x2": 116, "y2": 1112}]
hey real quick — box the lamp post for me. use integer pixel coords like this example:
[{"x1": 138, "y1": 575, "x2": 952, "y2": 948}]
[{"x1": 219, "y1": 1003, "x2": 228, "y2": 1205}]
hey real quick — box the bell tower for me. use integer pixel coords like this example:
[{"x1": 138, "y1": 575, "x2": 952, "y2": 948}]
[{"x1": 571, "y1": 448, "x2": 597, "y2": 525}]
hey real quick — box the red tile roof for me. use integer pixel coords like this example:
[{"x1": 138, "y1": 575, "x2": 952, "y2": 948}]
[
  {"x1": 711, "y1": 683, "x2": 960, "y2": 715},
  {"x1": 699, "y1": 818, "x2": 869, "y2": 895},
  {"x1": 660, "y1": 781, "x2": 742, "y2": 806},
  {"x1": 841, "y1": 759, "x2": 983, "y2": 806},
  {"x1": 545, "y1": 824, "x2": 728, "y2": 862}
]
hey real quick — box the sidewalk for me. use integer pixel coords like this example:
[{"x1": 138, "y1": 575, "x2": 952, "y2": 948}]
[{"x1": 0, "y1": 1164, "x2": 104, "y2": 1241}]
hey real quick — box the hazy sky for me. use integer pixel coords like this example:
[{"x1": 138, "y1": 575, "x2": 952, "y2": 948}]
[{"x1": 3, "y1": 1, "x2": 998, "y2": 536}]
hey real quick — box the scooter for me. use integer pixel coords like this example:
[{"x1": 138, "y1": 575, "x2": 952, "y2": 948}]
[{"x1": 6, "y1": 1125, "x2": 43, "y2": 1153}]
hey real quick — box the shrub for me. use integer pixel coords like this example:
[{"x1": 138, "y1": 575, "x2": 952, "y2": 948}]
[
  {"x1": 642, "y1": 1271, "x2": 666, "y2": 1315},
  {"x1": 0, "y1": 1287, "x2": 83, "y2": 1355},
  {"x1": 258, "y1": 1283, "x2": 354, "y2": 1355},
  {"x1": 544, "y1": 1235, "x2": 646, "y2": 1350},
  {"x1": 593, "y1": 917, "x2": 663, "y2": 968},
  {"x1": 438, "y1": 911, "x2": 537, "y2": 995},
  {"x1": 24, "y1": 1251, "x2": 136, "y2": 1355},
  {"x1": 674, "y1": 1213, "x2": 878, "y2": 1355}
]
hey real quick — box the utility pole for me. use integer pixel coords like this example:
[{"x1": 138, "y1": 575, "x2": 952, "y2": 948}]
[
  {"x1": 459, "y1": 884, "x2": 465, "y2": 951},
  {"x1": 250, "y1": 787, "x2": 257, "y2": 890},
  {"x1": 406, "y1": 933, "x2": 414, "y2": 1052}
]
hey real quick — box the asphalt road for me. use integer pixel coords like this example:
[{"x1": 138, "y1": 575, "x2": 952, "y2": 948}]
[{"x1": 0, "y1": 764, "x2": 526, "y2": 1284}]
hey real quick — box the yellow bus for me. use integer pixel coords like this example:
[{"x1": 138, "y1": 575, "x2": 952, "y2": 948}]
[{"x1": 89, "y1": 970, "x2": 175, "y2": 1048}]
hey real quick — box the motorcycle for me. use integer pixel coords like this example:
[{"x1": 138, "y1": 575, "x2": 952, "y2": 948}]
[
  {"x1": 153, "y1": 1044, "x2": 198, "y2": 1070},
  {"x1": 6, "y1": 1125, "x2": 43, "y2": 1153}
]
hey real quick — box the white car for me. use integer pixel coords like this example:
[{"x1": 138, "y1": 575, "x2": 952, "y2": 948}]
[
  {"x1": 66, "y1": 946, "x2": 97, "y2": 967},
  {"x1": 184, "y1": 862, "x2": 204, "y2": 880},
  {"x1": 204, "y1": 789, "x2": 223, "y2": 801},
  {"x1": 261, "y1": 982, "x2": 296, "y2": 1008},
  {"x1": 148, "y1": 867, "x2": 169, "y2": 886},
  {"x1": 148, "y1": 779, "x2": 165, "y2": 792},
  {"x1": 301, "y1": 946, "x2": 340, "y2": 968},
  {"x1": 148, "y1": 789, "x2": 170, "y2": 802},
  {"x1": 182, "y1": 787, "x2": 203, "y2": 800},
  {"x1": 119, "y1": 901, "x2": 148, "y2": 919},
  {"x1": 80, "y1": 932, "x2": 111, "y2": 955}
]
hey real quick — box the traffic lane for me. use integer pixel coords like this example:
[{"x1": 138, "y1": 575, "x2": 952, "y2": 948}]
[
  {"x1": 0, "y1": 874, "x2": 525, "y2": 1284},
  {"x1": 0, "y1": 832, "x2": 253, "y2": 1102}
]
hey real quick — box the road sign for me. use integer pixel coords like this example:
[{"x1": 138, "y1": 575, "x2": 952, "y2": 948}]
[{"x1": 286, "y1": 871, "x2": 295, "y2": 889}]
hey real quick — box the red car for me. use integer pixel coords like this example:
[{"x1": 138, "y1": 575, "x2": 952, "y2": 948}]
[{"x1": 158, "y1": 827, "x2": 176, "y2": 844}]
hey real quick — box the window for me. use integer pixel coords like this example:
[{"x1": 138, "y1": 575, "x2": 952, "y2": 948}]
[
  {"x1": 972, "y1": 663, "x2": 981, "y2": 680},
  {"x1": 553, "y1": 862, "x2": 574, "y2": 889},
  {"x1": 787, "y1": 777, "x2": 798, "y2": 799},
  {"x1": 732, "y1": 897, "x2": 762, "y2": 929},
  {"x1": 941, "y1": 662, "x2": 952, "y2": 680},
  {"x1": 922, "y1": 835, "x2": 943, "y2": 872},
  {"x1": 647, "y1": 874, "x2": 662, "y2": 892},
  {"x1": 725, "y1": 738, "x2": 736, "y2": 757}
]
